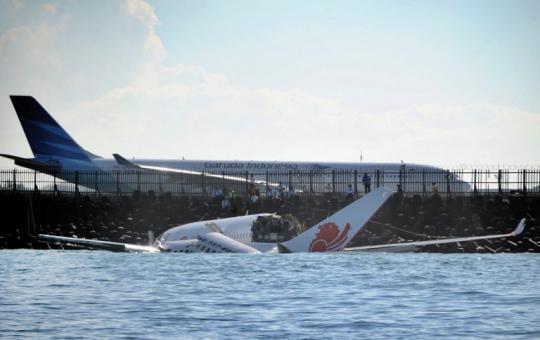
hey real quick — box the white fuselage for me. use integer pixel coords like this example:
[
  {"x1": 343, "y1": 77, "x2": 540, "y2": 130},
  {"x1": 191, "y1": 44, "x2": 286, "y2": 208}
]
[
  {"x1": 84, "y1": 158, "x2": 471, "y2": 193},
  {"x1": 156, "y1": 213, "x2": 277, "y2": 253}
]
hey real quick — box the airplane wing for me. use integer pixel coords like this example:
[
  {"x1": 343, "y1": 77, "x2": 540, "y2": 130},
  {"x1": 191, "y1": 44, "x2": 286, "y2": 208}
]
[
  {"x1": 113, "y1": 153, "x2": 279, "y2": 190},
  {"x1": 38, "y1": 234, "x2": 159, "y2": 252},
  {"x1": 344, "y1": 218, "x2": 526, "y2": 252},
  {"x1": 157, "y1": 233, "x2": 262, "y2": 253},
  {"x1": 197, "y1": 232, "x2": 261, "y2": 253},
  {"x1": 39, "y1": 232, "x2": 261, "y2": 253}
]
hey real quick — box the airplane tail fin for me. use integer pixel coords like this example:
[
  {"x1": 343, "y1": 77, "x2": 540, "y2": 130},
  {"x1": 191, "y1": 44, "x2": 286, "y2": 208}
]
[
  {"x1": 279, "y1": 188, "x2": 393, "y2": 253},
  {"x1": 9, "y1": 96, "x2": 97, "y2": 165}
]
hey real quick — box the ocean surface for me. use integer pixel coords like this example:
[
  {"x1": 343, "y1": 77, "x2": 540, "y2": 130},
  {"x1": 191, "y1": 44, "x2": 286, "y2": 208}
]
[{"x1": 0, "y1": 251, "x2": 538, "y2": 339}]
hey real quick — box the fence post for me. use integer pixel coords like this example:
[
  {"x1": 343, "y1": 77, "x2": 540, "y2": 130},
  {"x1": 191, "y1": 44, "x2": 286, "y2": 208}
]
[
  {"x1": 398, "y1": 165, "x2": 403, "y2": 190},
  {"x1": 180, "y1": 173, "x2": 184, "y2": 194},
  {"x1": 34, "y1": 170, "x2": 38, "y2": 192},
  {"x1": 53, "y1": 170, "x2": 58, "y2": 196},
  {"x1": 95, "y1": 170, "x2": 98, "y2": 196},
  {"x1": 266, "y1": 171, "x2": 269, "y2": 195},
  {"x1": 309, "y1": 171, "x2": 313, "y2": 193},
  {"x1": 245, "y1": 171, "x2": 249, "y2": 200},
  {"x1": 376, "y1": 170, "x2": 380, "y2": 188},
  {"x1": 116, "y1": 171, "x2": 120, "y2": 195},
  {"x1": 221, "y1": 171, "x2": 225, "y2": 194},
  {"x1": 523, "y1": 169, "x2": 527, "y2": 195},
  {"x1": 137, "y1": 171, "x2": 141, "y2": 192},
  {"x1": 353, "y1": 170, "x2": 358, "y2": 194},
  {"x1": 473, "y1": 169, "x2": 477, "y2": 194},
  {"x1": 202, "y1": 171, "x2": 206, "y2": 197},
  {"x1": 12, "y1": 169, "x2": 16, "y2": 192},
  {"x1": 498, "y1": 169, "x2": 502, "y2": 194},
  {"x1": 331, "y1": 170, "x2": 335, "y2": 193},
  {"x1": 446, "y1": 170, "x2": 450, "y2": 194},
  {"x1": 422, "y1": 169, "x2": 426, "y2": 194},
  {"x1": 75, "y1": 171, "x2": 79, "y2": 195}
]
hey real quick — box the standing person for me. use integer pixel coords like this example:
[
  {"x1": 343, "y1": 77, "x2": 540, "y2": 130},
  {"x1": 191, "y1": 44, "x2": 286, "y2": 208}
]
[
  {"x1": 362, "y1": 172, "x2": 371, "y2": 193},
  {"x1": 288, "y1": 185, "x2": 297, "y2": 198},
  {"x1": 277, "y1": 182, "x2": 285, "y2": 200},
  {"x1": 221, "y1": 196, "x2": 231, "y2": 210},
  {"x1": 346, "y1": 184, "x2": 354, "y2": 201},
  {"x1": 266, "y1": 187, "x2": 274, "y2": 200}
]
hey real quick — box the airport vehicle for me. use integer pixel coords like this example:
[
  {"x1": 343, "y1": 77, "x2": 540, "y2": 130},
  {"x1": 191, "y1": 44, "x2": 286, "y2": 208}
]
[
  {"x1": 2, "y1": 96, "x2": 471, "y2": 193},
  {"x1": 36, "y1": 188, "x2": 525, "y2": 253}
]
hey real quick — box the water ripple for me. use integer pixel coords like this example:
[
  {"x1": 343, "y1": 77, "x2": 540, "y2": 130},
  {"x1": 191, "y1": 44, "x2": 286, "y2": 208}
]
[{"x1": 0, "y1": 250, "x2": 538, "y2": 339}]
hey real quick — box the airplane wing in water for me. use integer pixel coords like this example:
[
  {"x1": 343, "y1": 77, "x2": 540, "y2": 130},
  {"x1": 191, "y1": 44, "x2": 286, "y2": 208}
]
[
  {"x1": 38, "y1": 234, "x2": 159, "y2": 252},
  {"x1": 344, "y1": 218, "x2": 526, "y2": 252},
  {"x1": 38, "y1": 232, "x2": 261, "y2": 253}
]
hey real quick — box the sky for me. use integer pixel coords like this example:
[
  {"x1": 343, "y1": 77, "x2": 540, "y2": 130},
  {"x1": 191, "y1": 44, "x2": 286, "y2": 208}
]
[{"x1": 0, "y1": 0, "x2": 539, "y2": 169}]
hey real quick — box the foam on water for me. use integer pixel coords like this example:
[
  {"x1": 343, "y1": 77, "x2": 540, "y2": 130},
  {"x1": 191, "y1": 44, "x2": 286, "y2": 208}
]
[{"x1": 0, "y1": 251, "x2": 539, "y2": 339}]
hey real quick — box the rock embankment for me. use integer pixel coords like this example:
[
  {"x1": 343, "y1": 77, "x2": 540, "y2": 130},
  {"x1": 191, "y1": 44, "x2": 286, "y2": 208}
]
[{"x1": 0, "y1": 191, "x2": 538, "y2": 252}]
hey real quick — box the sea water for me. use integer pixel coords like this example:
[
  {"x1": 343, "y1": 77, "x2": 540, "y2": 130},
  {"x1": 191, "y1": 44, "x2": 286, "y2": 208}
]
[{"x1": 0, "y1": 251, "x2": 538, "y2": 339}]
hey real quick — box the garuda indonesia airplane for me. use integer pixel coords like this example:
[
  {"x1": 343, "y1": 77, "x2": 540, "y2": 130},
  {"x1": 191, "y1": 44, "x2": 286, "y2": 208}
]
[
  {"x1": 35, "y1": 188, "x2": 525, "y2": 253},
  {"x1": 2, "y1": 96, "x2": 471, "y2": 193}
]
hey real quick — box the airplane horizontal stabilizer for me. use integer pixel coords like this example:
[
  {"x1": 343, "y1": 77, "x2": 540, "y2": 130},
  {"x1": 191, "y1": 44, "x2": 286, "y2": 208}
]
[
  {"x1": 113, "y1": 153, "x2": 141, "y2": 168},
  {"x1": 0, "y1": 154, "x2": 61, "y2": 172}
]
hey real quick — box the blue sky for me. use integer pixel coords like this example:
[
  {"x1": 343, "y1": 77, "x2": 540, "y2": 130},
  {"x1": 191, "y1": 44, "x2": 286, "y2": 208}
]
[{"x1": 1, "y1": 0, "x2": 539, "y2": 168}]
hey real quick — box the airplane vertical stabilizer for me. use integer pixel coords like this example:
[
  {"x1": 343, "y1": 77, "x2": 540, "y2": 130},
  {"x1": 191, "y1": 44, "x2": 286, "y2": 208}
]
[
  {"x1": 9, "y1": 96, "x2": 95, "y2": 167},
  {"x1": 279, "y1": 187, "x2": 393, "y2": 253}
]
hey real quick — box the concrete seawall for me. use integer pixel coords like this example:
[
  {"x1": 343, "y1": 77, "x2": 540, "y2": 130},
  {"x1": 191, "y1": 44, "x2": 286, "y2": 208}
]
[{"x1": 1, "y1": 192, "x2": 538, "y2": 252}]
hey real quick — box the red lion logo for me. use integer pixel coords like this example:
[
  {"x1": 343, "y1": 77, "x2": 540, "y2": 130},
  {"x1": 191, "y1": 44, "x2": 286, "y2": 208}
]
[{"x1": 309, "y1": 222, "x2": 351, "y2": 252}]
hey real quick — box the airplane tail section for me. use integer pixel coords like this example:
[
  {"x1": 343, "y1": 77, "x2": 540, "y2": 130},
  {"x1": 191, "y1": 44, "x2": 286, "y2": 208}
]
[
  {"x1": 279, "y1": 187, "x2": 393, "y2": 253},
  {"x1": 9, "y1": 96, "x2": 97, "y2": 166}
]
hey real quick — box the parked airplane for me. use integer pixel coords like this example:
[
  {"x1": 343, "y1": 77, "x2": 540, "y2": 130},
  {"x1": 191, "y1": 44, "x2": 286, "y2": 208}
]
[
  {"x1": 35, "y1": 188, "x2": 526, "y2": 253},
  {"x1": 2, "y1": 96, "x2": 471, "y2": 193}
]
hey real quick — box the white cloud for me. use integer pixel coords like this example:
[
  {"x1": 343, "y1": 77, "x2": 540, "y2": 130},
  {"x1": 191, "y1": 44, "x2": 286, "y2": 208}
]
[
  {"x1": 72, "y1": 53, "x2": 540, "y2": 165},
  {"x1": 41, "y1": 2, "x2": 56, "y2": 14},
  {"x1": 1, "y1": 0, "x2": 538, "y2": 169},
  {"x1": 60, "y1": 0, "x2": 539, "y2": 166},
  {"x1": 5, "y1": 0, "x2": 24, "y2": 11},
  {"x1": 125, "y1": 0, "x2": 165, "y2": 62},
  {"x1": 0, "y1": 22, "x2": 63, "y2": 68},
  {"x1": 126, "y1": 0, "x2": 157, "y2": 27}
]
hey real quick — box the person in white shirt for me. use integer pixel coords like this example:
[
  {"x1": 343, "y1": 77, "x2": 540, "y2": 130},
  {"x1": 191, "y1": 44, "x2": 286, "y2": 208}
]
[{"x1": 221, "y1": 197, "x2": 231, "y2": 210}]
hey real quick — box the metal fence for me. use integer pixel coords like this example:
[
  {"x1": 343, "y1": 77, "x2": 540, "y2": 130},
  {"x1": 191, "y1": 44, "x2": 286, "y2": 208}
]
[{"x1": 0, "y1": 169, "x2": 539, "y2": 197}]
